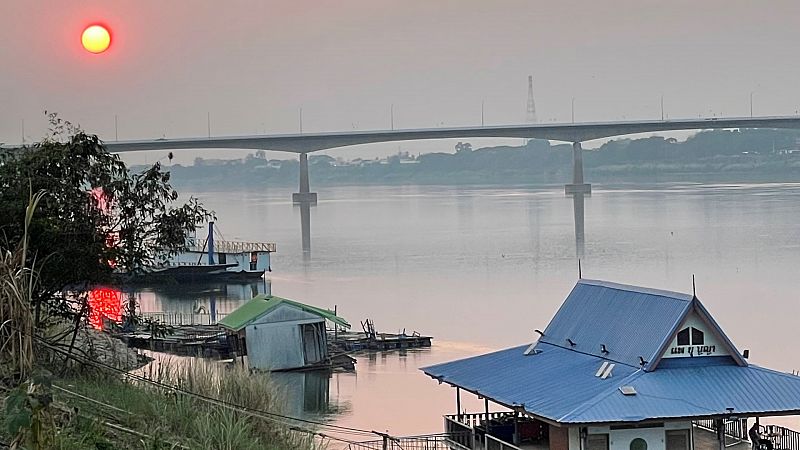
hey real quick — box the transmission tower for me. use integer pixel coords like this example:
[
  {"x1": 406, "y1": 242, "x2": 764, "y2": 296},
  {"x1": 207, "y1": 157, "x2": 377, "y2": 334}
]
[
  {"x1": 526, "y1": 75, "x2": 538, "y2": 124},
  {"x1": 525, "y1": 75, "x2": 538, "y2": 146}
]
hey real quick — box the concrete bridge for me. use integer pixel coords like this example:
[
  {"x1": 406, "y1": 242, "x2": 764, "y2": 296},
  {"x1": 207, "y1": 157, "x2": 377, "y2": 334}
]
[{"x1": 104, "y1": 115, "x2": 800, "y2": 202}]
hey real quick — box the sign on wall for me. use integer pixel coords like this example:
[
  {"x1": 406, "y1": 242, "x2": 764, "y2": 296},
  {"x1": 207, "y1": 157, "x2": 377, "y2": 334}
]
[{"x1": 663, "y1": 312, "x2": 729, "y2": 359}]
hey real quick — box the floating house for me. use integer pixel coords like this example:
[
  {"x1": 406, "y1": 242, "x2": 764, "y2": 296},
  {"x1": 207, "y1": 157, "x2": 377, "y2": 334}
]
[
  {"x1": 218, "y1": 294, "x2": 350, "y2": 371},
  {"x1": 148, "y1": 222, "x2": 275, "y2": 282},
  {"x1": 422, "y1": 279, "x2": 800, "y2": 450}
]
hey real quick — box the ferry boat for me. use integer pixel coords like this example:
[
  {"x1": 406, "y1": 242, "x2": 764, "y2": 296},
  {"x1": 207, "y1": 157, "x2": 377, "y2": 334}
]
[{"x1": 135, "y1": 222, "x2": 275, "y2": 283}]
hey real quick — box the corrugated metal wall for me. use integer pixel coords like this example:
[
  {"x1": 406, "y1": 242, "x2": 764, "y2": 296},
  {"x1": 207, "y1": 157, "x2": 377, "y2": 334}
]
[{"x1": 247, "y1": 322, "x2": 306, "y2": 370}]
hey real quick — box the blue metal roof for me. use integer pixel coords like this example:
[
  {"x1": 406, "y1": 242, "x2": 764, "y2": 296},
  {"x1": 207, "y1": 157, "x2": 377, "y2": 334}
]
[
  {"x1": 422, "y1": 279, "x2": 799, "y2": 424},
  {"x1": 422, "y1": 342, "x2": 638, "y2": 422},
  {"x1": 540, "y1": 279, "x2": 693, "y2": 370},
  {"x1": 562, "y1": 363, "x2": 800, "y2": 423}
]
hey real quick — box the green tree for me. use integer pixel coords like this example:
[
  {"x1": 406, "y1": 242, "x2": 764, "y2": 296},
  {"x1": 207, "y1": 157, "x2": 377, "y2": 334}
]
[{"x1": 0, "y1": 115, "x2": 212, "y2": 327}]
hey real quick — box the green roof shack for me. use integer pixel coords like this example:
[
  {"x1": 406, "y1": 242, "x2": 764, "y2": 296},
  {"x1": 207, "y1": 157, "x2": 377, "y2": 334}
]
[{"x1": 218, "y1": 295, "x2": 350, "y2": 371}]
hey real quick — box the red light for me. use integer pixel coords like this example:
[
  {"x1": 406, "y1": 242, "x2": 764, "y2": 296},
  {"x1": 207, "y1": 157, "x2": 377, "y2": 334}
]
[{"x1": 88, "y1": 288, "x2": 122, "y2": 330}]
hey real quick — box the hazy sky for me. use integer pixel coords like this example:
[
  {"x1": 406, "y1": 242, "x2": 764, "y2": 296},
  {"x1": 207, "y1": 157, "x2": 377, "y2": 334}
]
[{"x1": 3, "y1": 0, "x2": 800, "y2": 164}]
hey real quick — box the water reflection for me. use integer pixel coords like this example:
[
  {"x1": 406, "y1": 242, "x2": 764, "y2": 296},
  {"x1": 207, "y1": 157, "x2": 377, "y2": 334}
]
[
  {"x1": 298, "y1": 201, "x2": 312, "y2": 260},
  {"x1": 572, "y1": 192, "x2": 586, "y2": 259},
  {"x1": 272, "y1": 371, "x2": 339, "y2": 418},
  {"x1": 134, "y1": 282, "x2": 268, "y2": 318}
]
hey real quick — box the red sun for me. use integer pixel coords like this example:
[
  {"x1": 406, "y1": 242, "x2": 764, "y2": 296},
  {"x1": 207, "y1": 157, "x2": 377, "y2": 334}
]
[{"x1": 81, "y1": 24, "x2": 111, "y2": 54}]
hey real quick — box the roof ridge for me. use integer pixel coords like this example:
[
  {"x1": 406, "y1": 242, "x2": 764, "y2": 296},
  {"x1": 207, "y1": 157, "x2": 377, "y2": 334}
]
[{"x1": 579, "y1": 279, "x2": 693, "y2": 302}]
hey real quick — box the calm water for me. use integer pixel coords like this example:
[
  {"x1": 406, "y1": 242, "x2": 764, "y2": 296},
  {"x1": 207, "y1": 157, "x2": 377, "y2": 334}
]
[{"x1": 132, "y1": 183, "x2": 800, "y2": 438}]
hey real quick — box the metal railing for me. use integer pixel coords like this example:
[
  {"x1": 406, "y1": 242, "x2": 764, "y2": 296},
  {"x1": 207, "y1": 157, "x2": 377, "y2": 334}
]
[
  {"x1": 443, "y1": 413, "x2": 523, "y2": 450},
  {"x1": 445, "y1": 415, "x2": 475, "y2": 449},
  {"x1": 189, "y1": 239, "x2": 276, "y2": 253},
  {"x1": 694, "y1": 419, "x2": 749, "y2": 440},
  {"x1": 446, "y1": 412, "x2": 513, "y2": 429},
  {"x1": 344, "y1": 433, "x2": 472, "y2": 450},
  {"x1": 760, "y1": 424, "x2": 800, "y2": 450},
  {"x1": 694, "y1": 420, "x2": 800, "y2": 450},
  {"x1": 487, "y1": 434, "x2": 522, "y2": 450},
  {"x1": 139, "y1": 311, "x2": 228, "y2": 326}
]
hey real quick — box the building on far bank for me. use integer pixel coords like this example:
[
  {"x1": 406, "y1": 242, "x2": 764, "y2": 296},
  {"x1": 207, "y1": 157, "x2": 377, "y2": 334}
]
[{"x1": 422, "y1": 279, "x2": 800, "y2": 450}]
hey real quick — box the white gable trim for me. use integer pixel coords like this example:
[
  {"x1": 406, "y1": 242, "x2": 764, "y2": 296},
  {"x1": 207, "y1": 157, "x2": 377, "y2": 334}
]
[{"x1": 649, "y1": 297, "x2": 746, "y2": 371}]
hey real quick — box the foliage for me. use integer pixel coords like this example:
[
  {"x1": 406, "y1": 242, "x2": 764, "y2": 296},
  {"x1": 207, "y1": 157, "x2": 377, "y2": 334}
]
[
  {"x1": 0, "y1": 114, "x2": 213, "y2": 327},
  {"x1": 4, "y1": 369, "x2": 55, "y2": 449}
]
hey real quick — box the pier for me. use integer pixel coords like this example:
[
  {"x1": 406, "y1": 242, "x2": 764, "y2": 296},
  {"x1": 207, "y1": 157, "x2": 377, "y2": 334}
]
[{"x1": 117, "y1": 313, "x2": 432, "y2": 368}]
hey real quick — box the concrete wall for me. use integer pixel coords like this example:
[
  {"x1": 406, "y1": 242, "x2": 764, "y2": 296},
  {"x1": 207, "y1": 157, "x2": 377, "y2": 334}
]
[{"x1": 570, "y1": 423, "x2": 693, "y2": 450}]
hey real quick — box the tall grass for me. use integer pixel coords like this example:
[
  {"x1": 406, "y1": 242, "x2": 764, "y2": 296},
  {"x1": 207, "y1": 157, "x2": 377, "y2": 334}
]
[
  {"x1": 0, "y1": 189, "x2": 44, "y2": 382},
  {"x1": 62, "y1": 356, "x2": 317, "y2": 449}
]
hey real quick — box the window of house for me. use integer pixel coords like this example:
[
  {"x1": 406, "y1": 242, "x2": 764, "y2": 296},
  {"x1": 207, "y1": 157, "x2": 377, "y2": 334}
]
[
  {"x1": 677, "y1": 326, "x2": 705, "y2": 345},
  {"x1": 691, "y1": 327, "x2": 704, "y2": 345},
  {"x1": 630, "y1": 438, "x2": 647, "y2": 450},
  {"x1": 677, "y1": 328, "x2": 690, "y2": 346}
]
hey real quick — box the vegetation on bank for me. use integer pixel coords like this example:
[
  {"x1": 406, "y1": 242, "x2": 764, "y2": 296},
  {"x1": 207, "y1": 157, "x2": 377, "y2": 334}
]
[
  {"x1": 0, "y1": 118, "x2": 314, "y2": 449},
  {"x1": 158, "y1": 128, "x2": 800, "y2": 188}
]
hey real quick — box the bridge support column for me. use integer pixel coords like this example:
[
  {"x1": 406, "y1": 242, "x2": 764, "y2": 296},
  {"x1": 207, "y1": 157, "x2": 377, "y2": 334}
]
[
  {"x1": 292, "y1": 153, "x2": 318, "y2": 204},
  {"x1": 565, "y1": 141, "x2": 591, "y2": 195}
]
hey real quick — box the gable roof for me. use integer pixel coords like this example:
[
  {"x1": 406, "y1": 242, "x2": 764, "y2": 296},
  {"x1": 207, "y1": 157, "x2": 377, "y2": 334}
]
[
  {"x1": 538, "y1": 279, "x2": 744, "y2": 371},
  {"x1": 420, "y1": 279, "x2": 790, "y2": 425},
  {"x1": 422, "y1": 341, "x2": 800, "y2": 424},
  {"x1": 218, "y1": 295, "x2": 350, "y2": 332}
]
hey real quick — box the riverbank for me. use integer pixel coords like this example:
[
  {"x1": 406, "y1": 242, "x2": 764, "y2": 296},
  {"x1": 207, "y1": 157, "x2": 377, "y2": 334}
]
[{"x1": 1, "y1": 345, "x2": 316, "y2": 449}]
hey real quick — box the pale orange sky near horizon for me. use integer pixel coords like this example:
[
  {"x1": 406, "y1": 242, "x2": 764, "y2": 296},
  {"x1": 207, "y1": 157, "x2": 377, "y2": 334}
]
[{"x1": 2, "y1": 0, "x2": 800, "y2": 164}]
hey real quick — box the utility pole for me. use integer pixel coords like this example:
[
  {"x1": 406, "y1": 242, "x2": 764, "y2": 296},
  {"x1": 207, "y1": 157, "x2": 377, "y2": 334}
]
[
  {"x1": 571, "y1": 97, "x2": 575, "y2": 124},
  {"x1": 660, "y1": 95, "x2": 665, "y2": 121}
]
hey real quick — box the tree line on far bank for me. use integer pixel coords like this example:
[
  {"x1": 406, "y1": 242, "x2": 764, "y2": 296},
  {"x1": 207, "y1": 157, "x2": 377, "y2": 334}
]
[{"x1": 159, "y1": 128, "x2": 800, "y2": 188}]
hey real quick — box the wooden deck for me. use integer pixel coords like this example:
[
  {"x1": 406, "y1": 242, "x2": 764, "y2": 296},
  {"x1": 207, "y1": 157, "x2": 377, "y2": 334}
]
[{"x1": 329, "y1": 330, "x2": 432, "y2": 351}]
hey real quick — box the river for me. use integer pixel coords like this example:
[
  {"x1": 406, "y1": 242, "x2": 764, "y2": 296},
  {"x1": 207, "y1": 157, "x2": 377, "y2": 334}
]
[{"x1": 129, "y1": 183, "x2": 800, "y2": 439}]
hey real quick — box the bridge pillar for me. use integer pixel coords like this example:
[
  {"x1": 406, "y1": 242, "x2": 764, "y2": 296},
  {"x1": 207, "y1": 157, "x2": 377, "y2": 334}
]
[
  {"x1": 565, "y1": 141, "x2": 591, "y2": 195},
  {"x1": 292, "y1": 153, "x2": 318, "y2": 204}
]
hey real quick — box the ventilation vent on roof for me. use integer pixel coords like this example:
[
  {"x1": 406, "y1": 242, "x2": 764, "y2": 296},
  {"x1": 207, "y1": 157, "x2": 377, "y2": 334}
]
[
  {"x1": 523, "y1": 343, "x2": 542, "y2": 356},
  {"x1": 619, "y1": 386, "x2": 637, "y2": 396}
]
